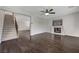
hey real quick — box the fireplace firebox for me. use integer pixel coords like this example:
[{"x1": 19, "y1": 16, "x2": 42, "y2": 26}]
[{"x1": 54, "y1": 27, "x2": 61, "y2": 33}]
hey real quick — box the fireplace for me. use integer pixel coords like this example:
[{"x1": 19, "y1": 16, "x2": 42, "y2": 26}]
[
  {"x1": 54, "y1": 27, "x2": 61, "y2": 33},
  {"x1": 52, "y1": 19, "x2": 62, "y2": 34}
]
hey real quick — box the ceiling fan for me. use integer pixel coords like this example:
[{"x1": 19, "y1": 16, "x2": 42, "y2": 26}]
[{"x1": 40, "y1": 9, "x2": 55, "y2": 16}]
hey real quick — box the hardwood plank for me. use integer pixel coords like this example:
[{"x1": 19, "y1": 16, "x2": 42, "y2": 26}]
[{"x1": 1, "y1": 32, "x2": 79, "y2": 53}]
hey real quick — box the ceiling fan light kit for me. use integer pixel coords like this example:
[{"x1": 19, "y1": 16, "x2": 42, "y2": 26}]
[
  {"x1": 40, "y1": 9, "x2": 55, "y2": 16},
  {"x1": 45, "y1": 13, "x2": 49, "y2": 16}
]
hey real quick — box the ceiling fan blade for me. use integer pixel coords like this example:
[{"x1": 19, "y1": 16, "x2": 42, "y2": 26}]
[
  {"x1": 46, "y1": 9, "x2": 49, "y2": 13},
  {"x1": 49, "y1": 12, "x2": 55, "y2": 14},
  {"x1": 49, "y1": 9, "x2": 53, "y2": 11}
]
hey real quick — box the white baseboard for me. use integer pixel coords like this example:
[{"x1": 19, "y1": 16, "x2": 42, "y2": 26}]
[
  {"x1": 31, "y1": 32, "x2": 50, "y2": 36},
  {"x1": 1, "y1": 36, "x2": 18, "y2": 42},
  {"x1": 52, "y1": 33, "x2": 79, "y2": 37},
  {"x1": 65, "y1": 34, "x2": 79, "y2": 37}
]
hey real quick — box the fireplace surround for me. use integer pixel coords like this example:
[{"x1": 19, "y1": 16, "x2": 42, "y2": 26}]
[{"x1": 52, "y1": 19, "x2": 62, "y2": 34}]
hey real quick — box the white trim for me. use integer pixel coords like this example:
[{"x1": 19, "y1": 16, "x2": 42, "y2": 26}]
[
  {"x1": 1, "y1": 36, "x2": 18, "y2": 42},
  {"x1": 65, "y1": 34, "x2": 79, "y2": 37}
]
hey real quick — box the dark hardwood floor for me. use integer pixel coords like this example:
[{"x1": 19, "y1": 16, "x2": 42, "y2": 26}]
[{"x1": 1, "y1": 32, "x2": 79, "y2": 53}]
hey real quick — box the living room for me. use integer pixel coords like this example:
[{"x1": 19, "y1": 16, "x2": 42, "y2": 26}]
[{"x1": 0, "y1": 6, "x2": 79, "y2": 53}]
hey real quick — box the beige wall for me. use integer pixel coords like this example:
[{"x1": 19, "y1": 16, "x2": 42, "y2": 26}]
[
  {"x1": 1, "y1": 12, "x2": 31, "y2": 42},
  {"x1": 0, "y1": 10, "x2": 4, "y2": 43},
  {"x1": 15, "y1": 14, "x2": 30, "y2": 31}
]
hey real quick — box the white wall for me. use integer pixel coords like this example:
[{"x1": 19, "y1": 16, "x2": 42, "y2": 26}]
[
  {"x1": 31, "y1": 16, "x2": 52, "y2": 35},
  {"x1": 14, "y1": 11, "x2": 79, "y2": 37},
  {"x1": 63, "y1": 12, "x2": 79, "y2": 37},
  {"x1": 0, "y1": 10, "x2": 4, "y2": 43},
  {"x1": 52, "y1": 12, "x2": 79, "y2": 37}
]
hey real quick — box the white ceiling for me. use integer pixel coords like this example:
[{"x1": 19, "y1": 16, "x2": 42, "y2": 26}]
[{"x1": 0, "y1": 6, "x2": 79, "y2": 19}]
